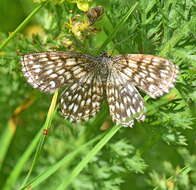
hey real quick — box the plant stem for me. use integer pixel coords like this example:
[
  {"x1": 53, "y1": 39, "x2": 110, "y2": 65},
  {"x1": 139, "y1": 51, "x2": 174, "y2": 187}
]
[
  {"x1": 20, "y1": 133, "x2": 105, "y2": 190},
  {"x1": 57, "y1": 125, "x2": 121, "y2": 190},
  {"x1": 20, "y1": 91, "x2": 58, "y2": 188},
  {"x1": 0, "y1": 1, "x2": 48, "y2": 50},
  {"x1": 97, "y1": 2, "x2": 139, "y2": 54}
]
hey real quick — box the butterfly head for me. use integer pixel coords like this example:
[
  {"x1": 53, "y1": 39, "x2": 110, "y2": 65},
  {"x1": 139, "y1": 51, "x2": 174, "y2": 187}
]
[{"x1": 99, "y1": 51, "x2": 110, "y2": 58}]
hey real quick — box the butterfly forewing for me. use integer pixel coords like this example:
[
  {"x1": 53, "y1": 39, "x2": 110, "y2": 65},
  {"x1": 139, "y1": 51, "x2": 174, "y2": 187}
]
[
  {"x1": 21, "y1": 52, "x2": 96, "y2": 93},
  {"x1": 112, "y1": 54, "x2": 179, "y2": 98},
  {"x1": 106, "y1": 69, "x2": 145, "y2": 127},
  {"x1": 60, "y1": 73, "x2": 104, "y2": 122}
]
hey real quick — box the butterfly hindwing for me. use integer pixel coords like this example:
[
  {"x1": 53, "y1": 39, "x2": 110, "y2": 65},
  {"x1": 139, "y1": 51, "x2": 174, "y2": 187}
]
[
  {"x1": 106, "y1": 69, "x2": 145, "y2": 127},
  {"x1": 60, "y1": 73, "x2": 104, "y2": 122}
]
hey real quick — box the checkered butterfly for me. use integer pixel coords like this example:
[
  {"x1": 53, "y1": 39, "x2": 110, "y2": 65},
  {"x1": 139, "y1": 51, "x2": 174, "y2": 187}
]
[{"x1": 21, "y1": 52, "x2": 178, "y2": 127}]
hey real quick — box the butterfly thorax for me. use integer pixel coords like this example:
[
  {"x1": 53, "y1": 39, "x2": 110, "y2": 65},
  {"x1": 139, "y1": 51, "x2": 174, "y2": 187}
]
[{"x1": 95, "y1": 54, "x2": 112, "y2": 83}]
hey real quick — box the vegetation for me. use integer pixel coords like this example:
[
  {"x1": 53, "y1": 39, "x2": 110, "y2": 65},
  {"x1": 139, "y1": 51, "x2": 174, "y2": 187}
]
[{"x1": 0, "y1": 0, "x2": 195, "y2": 189}]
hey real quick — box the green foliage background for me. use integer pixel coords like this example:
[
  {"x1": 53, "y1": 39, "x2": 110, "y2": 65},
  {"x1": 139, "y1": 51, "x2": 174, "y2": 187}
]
[{"x1": 0, "y1": 0, "x2": 196, "y2": 189}]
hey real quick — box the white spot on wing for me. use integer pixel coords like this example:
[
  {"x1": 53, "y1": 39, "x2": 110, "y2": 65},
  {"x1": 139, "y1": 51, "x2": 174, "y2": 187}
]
[
  {"x1": 66, "y1": 58, "x2": 76, "y2": 66},
  {"x1": 34, "y1": 68, "x2": 41, "y2": 73},
  {"x1": 49, "y1": 81, "x2": 56, "y2": 88},
  {"x1": 39, "y1": 58, "x2": 48, "y2": 62}
]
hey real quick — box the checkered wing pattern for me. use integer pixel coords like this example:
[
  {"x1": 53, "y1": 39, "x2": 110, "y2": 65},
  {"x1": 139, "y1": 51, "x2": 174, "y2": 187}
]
[
  {"x1": 106, "y1": 70, "x2": 145, "y2": 127},
  {"x1": 21, "y1": 52, "x2": 95, "y2": 93},
  {"x1": 21, "y1": 51, "x2": 179, "y2": 127},
  {"x1": 60, "y1": 73, "x2": 104, "y2": 122},
  {"x1": 112, "y1": 54, "x2": 179, "y2": 98}
]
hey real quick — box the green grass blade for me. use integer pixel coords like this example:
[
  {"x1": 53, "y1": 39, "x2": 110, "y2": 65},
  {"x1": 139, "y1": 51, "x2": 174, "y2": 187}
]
[
  {"x1": 20, "y1": 132, "x2": 105, "y2": 190},
  {"x1": 0, "y1": 122, "x2": 16, "y2": 171},
  {"x1": 2, "y1": 129, "x2": 42, "y2": 190},
  {"x1": 97, "y1": 2, "x2": 139, "y2": 54},
  {"x1": 56, "y1": 125, "x2": 121, "y2": 190},
  {"x1": 0, "y1": 97, "x2": 34, "y2": 172},
  {"x1": 153, "y1": 166, "x2": 192, "y2": 190},
  {"x1": 3, "y1": 91, "x2": 58, "y2": 190},
  {"x1": 0, "y1": 1, "x2": 48, "y2": 50},
  {"x1": 20, "y1": 91, "x2": 58, "y2": 188}
]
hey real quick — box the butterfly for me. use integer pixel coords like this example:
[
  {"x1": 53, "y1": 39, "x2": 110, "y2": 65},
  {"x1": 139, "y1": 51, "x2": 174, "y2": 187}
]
[{"x1": 21, "y1": 51, "x2": 179, "y2": 127}]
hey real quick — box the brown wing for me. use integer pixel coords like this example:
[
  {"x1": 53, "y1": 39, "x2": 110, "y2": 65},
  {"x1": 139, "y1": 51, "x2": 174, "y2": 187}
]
[
  {"x1": 21, "y1": 51, "x2": 96, "y2": 93},
  {"x1": 60, "y1": 73, "x2": 104, "y2": 122},
  {"x1": 112, "y1": 54, "x2": 179, "y2": 98},
  {"x1": 106, "y1": 69, "x2": 145, "y2": 127}
]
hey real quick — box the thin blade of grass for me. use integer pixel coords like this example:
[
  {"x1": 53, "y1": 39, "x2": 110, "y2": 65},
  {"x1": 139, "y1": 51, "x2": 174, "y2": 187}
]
[
  {"x1": 0, "y1": 96, "x2": 34, "y2": 171},
  {"x1": 20, "y1": 132, "x2": 105, "y2": 190},
  {"x1": 3, "y1": 91, "x2": 58, "y2": 190},
  {"x1": 56, "y1": 125, "x2": 121, "y2": 190},
  {"x1": 0, "y1": 122, "x2": 16, "y2": 171},
  {"x1": 153, "y1": 166, "x2": 192, "y2": 190},
  {"x1": 20, "y1": 91, "x2": 58, "y2": 188},
  {"x1": 0, "y1": 1, "x2": 48, "y2": 50},
  {"x1": 97, "y1": 2, "x2": 139, "y2": 54}
]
